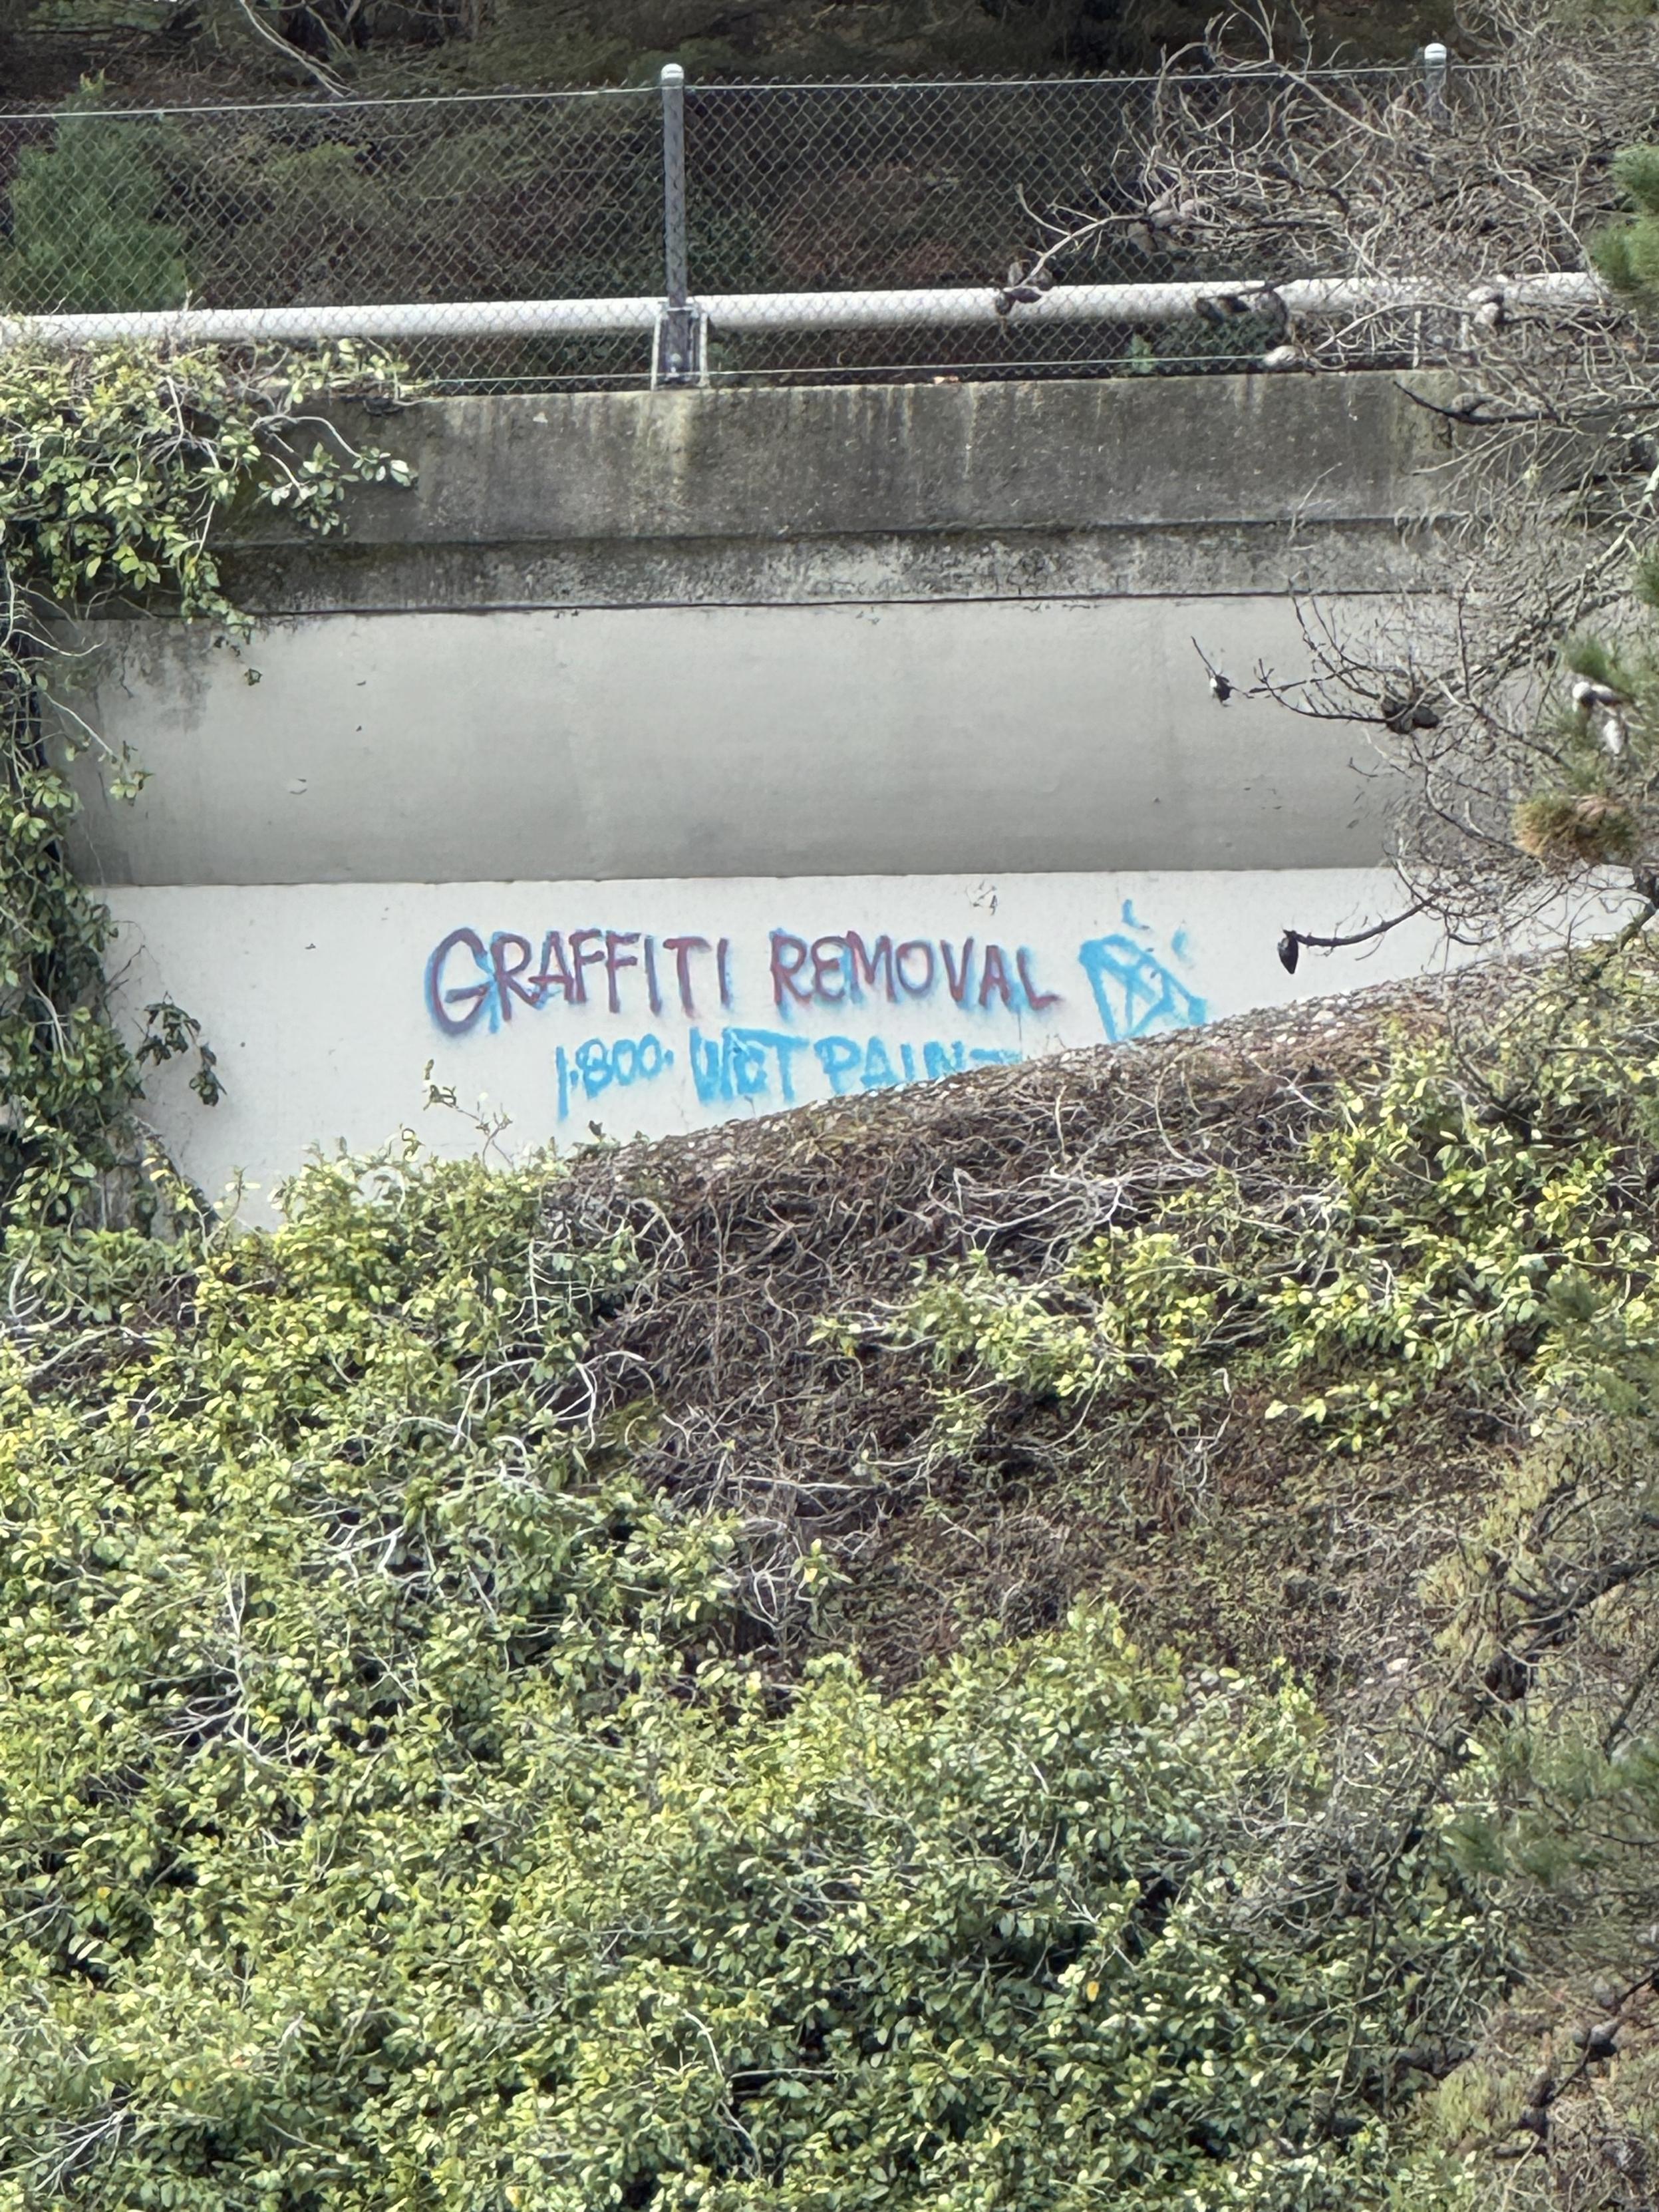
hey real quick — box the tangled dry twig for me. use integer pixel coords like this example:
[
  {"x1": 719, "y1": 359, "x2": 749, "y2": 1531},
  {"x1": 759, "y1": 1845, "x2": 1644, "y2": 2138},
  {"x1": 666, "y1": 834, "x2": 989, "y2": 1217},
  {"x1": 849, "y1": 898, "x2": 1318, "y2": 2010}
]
[{"x1": 537, "y1": 957, "x2": 1548, "y2": 1681}]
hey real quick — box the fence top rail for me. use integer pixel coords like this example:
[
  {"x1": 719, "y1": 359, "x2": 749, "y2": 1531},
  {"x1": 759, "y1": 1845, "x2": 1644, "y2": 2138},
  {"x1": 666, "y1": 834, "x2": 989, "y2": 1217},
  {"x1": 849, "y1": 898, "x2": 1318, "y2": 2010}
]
[
  {"x1": 676, "y1": 64, "x2": 1435, "y2": 92},
  {"x1": 0, "y1": 57, "x2": 1494, "y2": 126}
]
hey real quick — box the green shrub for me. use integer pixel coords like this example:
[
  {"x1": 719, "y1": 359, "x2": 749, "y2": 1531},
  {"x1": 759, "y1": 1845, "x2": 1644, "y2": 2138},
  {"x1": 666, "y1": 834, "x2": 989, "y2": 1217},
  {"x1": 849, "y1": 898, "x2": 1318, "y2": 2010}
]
[
  {"x1": 0, "y1": 1143, "x2": 1503, "y2": 2212},
  {"x1": 0, "y1": 339, "x2": 410, "y2": 1227},
  {"x1": 899, "y1": 1010, "x2": 1659, "y2": 1457},
  {"x1": 0, "y1": 82, "x2": 187, "y2": 315}
]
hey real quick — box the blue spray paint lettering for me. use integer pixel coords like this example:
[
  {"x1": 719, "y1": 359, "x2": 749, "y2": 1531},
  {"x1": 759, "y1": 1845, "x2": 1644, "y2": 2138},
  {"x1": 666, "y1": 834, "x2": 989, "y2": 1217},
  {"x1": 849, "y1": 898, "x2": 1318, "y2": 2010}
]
[
  {"x1": 770, "y1": 929, "x2": 1060, "y2": 1017},
  {"x1": 688, "y1": 1027, "x2": 814, "y2": 1108},
  {"x1": 428, "y1": 927, "x2": 729, "y2": 1034},
  {"x1": 426, "y1": 927, "x2": 494, "y2": 1036},
  {"x1": 555, "y1": 1032, "x2": 675, "y2": 1119},
  {"x1": 1078, "y1": 935, "x2": 1207, "y2": 1040},
  {"x1": 814, "y1": 1035, "x2": 1022, "y2": 1096}
]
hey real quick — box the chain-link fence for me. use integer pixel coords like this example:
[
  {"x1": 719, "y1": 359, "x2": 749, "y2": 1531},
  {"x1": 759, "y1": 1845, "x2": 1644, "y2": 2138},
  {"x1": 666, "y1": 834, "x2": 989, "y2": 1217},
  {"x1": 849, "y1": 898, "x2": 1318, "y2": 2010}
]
[
  {"x1": 0, "y1": 86, "x2": 664, "y2": 385},
  {"x1": 683, "y1": 75, "x2": 1289, "y2": 384},
  {"x1": 0, "y1": 67, "x2": 1453, "y2": 389}
]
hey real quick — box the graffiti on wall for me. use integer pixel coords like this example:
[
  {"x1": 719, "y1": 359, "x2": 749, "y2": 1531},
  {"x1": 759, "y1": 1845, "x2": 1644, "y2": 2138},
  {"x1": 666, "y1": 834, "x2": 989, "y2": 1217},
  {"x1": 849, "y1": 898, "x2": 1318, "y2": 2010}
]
[{"x1": 422, "y1": 901, "x2": 1207, "y2": 1128}]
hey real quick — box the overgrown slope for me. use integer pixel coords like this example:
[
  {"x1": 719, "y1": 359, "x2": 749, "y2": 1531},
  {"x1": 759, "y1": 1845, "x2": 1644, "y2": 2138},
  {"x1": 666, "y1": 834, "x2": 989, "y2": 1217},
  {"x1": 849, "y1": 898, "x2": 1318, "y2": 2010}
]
[
  {"x1": 0, "y1": 0, "x2": 1447, "y2": 108},
  {"x1": 539, "y1": 955, "x2": 1603, "y2": 1686},
  {"x1": 5, "y1": 949, "x2": 1659, "y2": 2209}
]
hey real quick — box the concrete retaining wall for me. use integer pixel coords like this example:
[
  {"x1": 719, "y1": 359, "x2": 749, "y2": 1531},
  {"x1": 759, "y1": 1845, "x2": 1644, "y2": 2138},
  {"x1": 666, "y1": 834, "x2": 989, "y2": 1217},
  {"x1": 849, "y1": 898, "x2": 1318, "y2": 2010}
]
[
  {"x1": 112, "y1": 868, "x2": 1447, "y2": 1209},
  {"x1": 63, "y1": 371, "x2": 1454, "y2": 1200},
  {"x1": 76, "y1": 597, "x2": 1398, "y2": 885},
  {"x1": 68, "y1": 371, "x2": 1445, "y2": 887}
]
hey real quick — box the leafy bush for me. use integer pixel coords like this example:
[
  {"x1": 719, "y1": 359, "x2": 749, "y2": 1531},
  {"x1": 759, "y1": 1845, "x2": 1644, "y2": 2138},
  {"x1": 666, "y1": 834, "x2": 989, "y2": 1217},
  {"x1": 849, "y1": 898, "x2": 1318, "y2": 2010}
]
[
  {"x1": 0, "y1": 1141, "x2": 1506, "y2": 2212},
  {"x1": 0, "y1": 83, "x2": 187, "y2": 315},
  {"x1": 0, "y1": 339, "x2": 411, "y2": 1227},
  {"x1": 899, "y1": 1015, "x2": 1659, "y2": 1456}
]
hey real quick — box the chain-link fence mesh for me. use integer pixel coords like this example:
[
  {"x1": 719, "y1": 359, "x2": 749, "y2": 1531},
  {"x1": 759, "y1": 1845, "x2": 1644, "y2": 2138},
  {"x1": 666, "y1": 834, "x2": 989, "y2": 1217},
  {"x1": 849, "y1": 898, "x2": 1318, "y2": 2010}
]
[
  {"x1": 687, "y1": 76, "x2": 1252, "y2": 383},
  {"x1": 0, "y1": 87, "x2": 665, "y2": 385},
  {"x1": 0, "y1": 69, "x2": 1449, "y2": 389}
]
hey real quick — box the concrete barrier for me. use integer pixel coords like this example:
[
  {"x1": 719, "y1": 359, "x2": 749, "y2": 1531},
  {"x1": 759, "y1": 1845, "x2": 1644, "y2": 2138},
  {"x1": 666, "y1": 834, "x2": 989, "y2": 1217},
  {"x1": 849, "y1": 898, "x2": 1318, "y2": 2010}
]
[
  {"x1": 65, "y1": 372, "x2": 1455, "y2": 1201},
  {"x1": 111, "y1": 868, "x2": 1449, "y2": 1208}
]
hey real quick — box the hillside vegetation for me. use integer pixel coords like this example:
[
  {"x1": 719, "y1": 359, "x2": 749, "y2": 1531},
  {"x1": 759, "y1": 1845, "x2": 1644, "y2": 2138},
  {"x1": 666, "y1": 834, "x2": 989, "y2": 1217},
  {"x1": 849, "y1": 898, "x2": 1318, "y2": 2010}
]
[
  {"x1": 0, "y1": 0, "x2": 1446, "y2": 107},
  {"x1": 5, "y1": 948, "x2": 1659, "y2": 2209}
]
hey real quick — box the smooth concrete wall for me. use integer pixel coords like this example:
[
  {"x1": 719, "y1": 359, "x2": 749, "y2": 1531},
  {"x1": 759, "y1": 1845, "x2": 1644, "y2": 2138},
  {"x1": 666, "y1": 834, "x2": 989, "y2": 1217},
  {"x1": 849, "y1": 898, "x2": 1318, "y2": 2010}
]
[{"x1": 109, "y1": 868, "x2": 1449, "y2": 1212}]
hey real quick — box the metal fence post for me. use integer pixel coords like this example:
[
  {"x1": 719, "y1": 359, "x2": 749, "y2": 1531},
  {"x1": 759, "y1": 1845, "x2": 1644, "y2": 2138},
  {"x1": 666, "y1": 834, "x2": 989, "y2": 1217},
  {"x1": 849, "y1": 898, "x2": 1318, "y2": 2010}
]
[
  {"x1": 1422, "y1": 39, "x2": 1449, "y2": 122},
  {"x1": 657, "y1": 62, "x2": 698, "y2": 385}
]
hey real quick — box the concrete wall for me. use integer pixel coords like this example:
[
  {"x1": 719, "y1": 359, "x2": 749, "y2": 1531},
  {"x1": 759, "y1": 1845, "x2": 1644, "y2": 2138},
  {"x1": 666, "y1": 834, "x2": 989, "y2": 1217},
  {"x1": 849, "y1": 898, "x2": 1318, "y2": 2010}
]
[
  {"x1": 76, "y1": 598, "x2": 1400, "y2": 885},
  {"x1": 111, "y1": 869, "x2": 1448, "y2": 1209},
  {"x1": 222, "y1": 372, "x2": 1443, "y2": 608},
  {"x1": 69, "y1": 372, "x2": 1444, "y2": 887},
  {"x1": 64, "y1": 371, "x2": 1454, "y2": 1200}
]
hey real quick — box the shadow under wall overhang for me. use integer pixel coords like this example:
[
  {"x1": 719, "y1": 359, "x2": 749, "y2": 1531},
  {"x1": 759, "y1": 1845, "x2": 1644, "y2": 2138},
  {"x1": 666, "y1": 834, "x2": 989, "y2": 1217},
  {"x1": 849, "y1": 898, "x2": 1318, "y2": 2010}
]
[{"x1": 63, "y1": 591, "x2": 1404, "y2": 887}]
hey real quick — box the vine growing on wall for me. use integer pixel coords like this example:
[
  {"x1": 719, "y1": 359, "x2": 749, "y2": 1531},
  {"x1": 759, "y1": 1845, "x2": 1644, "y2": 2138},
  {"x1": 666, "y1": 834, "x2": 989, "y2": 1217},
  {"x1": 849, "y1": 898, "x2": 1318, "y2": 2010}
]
[{"x1": 0, "y1": 340, "x2": 412, "y2": 1231}]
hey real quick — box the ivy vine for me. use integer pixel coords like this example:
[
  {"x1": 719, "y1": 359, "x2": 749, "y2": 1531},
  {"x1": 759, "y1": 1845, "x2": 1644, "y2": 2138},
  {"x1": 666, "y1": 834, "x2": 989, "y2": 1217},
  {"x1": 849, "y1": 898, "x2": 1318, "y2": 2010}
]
[{"x1": 0, "y1": 340, "x2": 412, "y2": 1230}]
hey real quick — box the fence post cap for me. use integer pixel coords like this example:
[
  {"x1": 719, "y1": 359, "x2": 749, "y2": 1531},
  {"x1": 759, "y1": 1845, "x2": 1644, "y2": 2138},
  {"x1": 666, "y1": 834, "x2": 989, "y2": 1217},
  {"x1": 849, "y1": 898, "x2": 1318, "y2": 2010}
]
[
  {"x1": 660, "y1": 61, "x2": 685, "y2": 84},
  {"x1": 1422, "y1": 39, "x2": 1448, "y2": 61}
]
